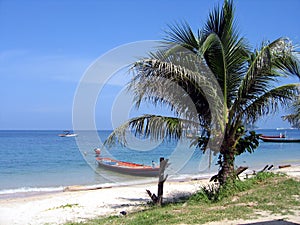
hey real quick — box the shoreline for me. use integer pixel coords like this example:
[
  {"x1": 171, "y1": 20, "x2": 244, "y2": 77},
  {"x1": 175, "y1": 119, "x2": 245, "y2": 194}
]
[
  {"x1": 1, "y1": 161, "x2": 299, "y2": 200},
  {"x1": 0, "y1": 165, "x2": 300, "y2": 225},
  {"x1": 0, "y1": 172, "x2": 216, "y2": 200}
]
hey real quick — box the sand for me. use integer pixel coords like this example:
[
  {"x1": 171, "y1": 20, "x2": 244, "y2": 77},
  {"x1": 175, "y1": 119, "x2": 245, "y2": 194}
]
[
  {"x1": 0, "y1": 178, "x2": 207, "y2": 225},
  {"x1": 0, "y1": 165, "x2": 299, "y2": 225}
]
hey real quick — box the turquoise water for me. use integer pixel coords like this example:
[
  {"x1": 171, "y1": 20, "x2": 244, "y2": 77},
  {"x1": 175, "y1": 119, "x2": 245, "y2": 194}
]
[
  {"x1": 0, "y1": 129, "x2": 299, "y2": 198},
  {"x1": 0, "y1": 131, "x2": 101, "y2": 192},
  {"x1": 236, "y1": 129, "x2": 300, "y2": 168}
]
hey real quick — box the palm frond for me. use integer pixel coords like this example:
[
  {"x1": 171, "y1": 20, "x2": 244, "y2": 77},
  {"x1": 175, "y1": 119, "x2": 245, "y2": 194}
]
[
  {"x1": 164, "y1": 21, "x2": 199, "y2": 53},
  {"x1": 233, "y1": 38, "x2": 300, "y2": 119},
  {"x1": 240, "y1": 83, "x2": 299, "y2": 124},
  {"x1": 282, "y1": 114, "x2": 300, "y2": 128},
  {"x1": 282, "y1": 95, "x2": 300, "y2": 127},
  {"x1": 129, "y1": 53, "x2": 224, "y2": 126},
  {"x1": 104, "y1": 115, "x2": 201, "y2": 147},
  {"x1": 200, "y1": 0, "x2": 249, "y2": 107},
  {"x1": 199, "y1": 32, "x2": 227, "y2": 88}
]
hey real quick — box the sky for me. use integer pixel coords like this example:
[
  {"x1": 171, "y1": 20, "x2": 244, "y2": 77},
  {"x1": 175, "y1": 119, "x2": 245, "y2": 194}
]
[{"x1": 0, "y1": 0, "x2": 299, "y2": 130}]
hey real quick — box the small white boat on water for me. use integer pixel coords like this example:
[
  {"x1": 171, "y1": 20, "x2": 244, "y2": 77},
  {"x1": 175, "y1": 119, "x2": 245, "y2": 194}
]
[{"x1": 58, "y1": 130, "x2": 78, "y2": 137}]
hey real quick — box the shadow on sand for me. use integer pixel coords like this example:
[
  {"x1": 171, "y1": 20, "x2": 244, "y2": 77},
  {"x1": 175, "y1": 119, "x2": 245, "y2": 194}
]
[{"x1": 240, "y1": 219, "x2": 299, "y2": 225}]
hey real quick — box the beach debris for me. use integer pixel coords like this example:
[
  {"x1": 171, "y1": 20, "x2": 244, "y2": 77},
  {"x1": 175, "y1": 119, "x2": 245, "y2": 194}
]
[
  {"x1": 146, "y1": 189, "x2": 158, "y2": 203},
  {"x1": 209, "y1": 166, "x2": 249, "y2": 182},
  {"x1": 146, "y1": 157, "x2": 169, "y2": 206},
  {"x1": 251, "y1": 164, "x2": 275, "y2": 176},
  {"x1": 209, "y1": 174, "x2": 219, "y2": 182},
  {"x1": 267, "y1": 165, "x2": 274, "y2": 170},
  {"x1": 260, "y1": 165, "x2": 269, "y2": 173},
  {"x1": 120, "y1": 211, "x2": 127, "y2": 216},
  {"x1": 279, "y1": 164, "x2": 291, "y2": 169},
  {"x1": 63, "y1": 185, "x2": 112, "y2": 192},
  {"x1": 235, "y1": 166, "x2": 248, "y2": 180}
]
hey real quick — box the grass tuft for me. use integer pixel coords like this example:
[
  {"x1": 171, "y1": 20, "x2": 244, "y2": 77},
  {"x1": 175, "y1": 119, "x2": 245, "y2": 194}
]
[{"x1": 189, "y1": 172, "x2": 285, "y2": 203}]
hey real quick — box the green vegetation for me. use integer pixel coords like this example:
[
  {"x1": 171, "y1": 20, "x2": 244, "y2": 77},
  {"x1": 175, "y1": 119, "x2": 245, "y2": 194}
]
[
  {"x1": 65, "y1": 173, "x2": 300, "y2": 225},
  {"x1": 48, "y1": 203, "x2": 79, "y2": 210}
]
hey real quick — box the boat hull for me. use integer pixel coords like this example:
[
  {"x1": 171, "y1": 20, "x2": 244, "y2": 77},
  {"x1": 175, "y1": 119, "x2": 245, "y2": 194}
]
[
  {"x1": 260, "y1": 137, "x2": 300, "y2": 143},
  {"x1": 96, "y1": 157, "x2": 159, "y2": 177},
  {"x1": 259, "y1": 135, "x2": 285, "y2": 138},
  {"x1": 58, "y1": 134, "x2": 78, "y2": 137}
]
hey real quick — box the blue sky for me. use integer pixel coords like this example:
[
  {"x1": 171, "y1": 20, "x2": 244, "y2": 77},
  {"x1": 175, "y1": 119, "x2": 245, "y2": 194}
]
[{"x1": 0, "y1": 0, "x2": 299, "y2": 130}]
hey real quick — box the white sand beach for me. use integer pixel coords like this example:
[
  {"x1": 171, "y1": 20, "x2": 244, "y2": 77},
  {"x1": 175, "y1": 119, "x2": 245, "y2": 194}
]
[
  {"x1": 0, "y1": 178, "x2": 207, "y2": 225},
  {"x1": 0, "y1": 165, "x2": 299, "y2": 225}
]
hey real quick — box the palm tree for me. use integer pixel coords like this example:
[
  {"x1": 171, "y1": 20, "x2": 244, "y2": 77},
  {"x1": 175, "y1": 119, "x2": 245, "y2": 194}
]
[{"x1": 105, "y1": 0, "x2": 300, "y2": 184}]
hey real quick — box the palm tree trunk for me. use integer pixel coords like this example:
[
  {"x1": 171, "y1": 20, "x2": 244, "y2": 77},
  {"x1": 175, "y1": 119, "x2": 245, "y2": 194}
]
[
  {"x1": 219, "y1": 149, "x2": 235, "y2": 185},
  {"x1": 218, "y1": 134, "x2": 236, "y2": 185}
]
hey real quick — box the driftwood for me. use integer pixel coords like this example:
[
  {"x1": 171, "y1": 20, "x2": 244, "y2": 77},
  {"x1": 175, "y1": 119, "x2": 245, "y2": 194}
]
[
  {"x1": 63, "y1": 185, "x2": 112, "y2": 192},
  {"x1": 146, "y1": 157, "x2": 169, "y2": 205},
  {"x1": 260, "y1": 165, "x2": 269, "y2": 172},
  {"x1": 210, "y1": 166, "x2": 248, "y2": 182},
  {"x1": 235, "y1": 166, "x2": 248, "y2": 180},
  {"x1": 279, "y1": 164, "x2": 291, "y2": 169},
  {"x1": 146, "y1": 189, "x2": 158, "y2": 202},
  {"x1": 209, "y1": 173, "x2": 219, "y2": 182},
  {"x1": 267, "y1": 165, "x2": 274, "y2": 170},
  {"x1": 250, "y1": 164, "x2": 274, "y2": 177},
  {"x1": 243, "y1": 165, "x2": 275, "y2": 179},
  {"x1": 258, "y1": 164, "x2": 274, "y2": 173}
]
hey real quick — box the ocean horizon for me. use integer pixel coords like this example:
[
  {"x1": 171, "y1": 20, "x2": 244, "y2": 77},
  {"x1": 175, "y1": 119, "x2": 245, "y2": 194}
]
[{"x1": 0, "y1": 129, "x2": 299, "y2": 199}]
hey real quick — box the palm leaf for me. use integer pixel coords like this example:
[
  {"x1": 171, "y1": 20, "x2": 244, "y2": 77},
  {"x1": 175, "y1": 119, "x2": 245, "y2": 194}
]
[
  {"x1": 240, "y1": 83, "x2": 299, "y2": 124},
  {"x1": 129, "y1": 52, "x2": 225, "y2": 127},
  {"x1": 232, "y1": 38, "x2": 300, "y2": 122},
  {"x1": 282, "y1": 95, "x2": 300, "y2": 127},
  {"x1": 164, "y1": 21, "x2": 199, "y2": 53},
  {"x1": 104, "y1": 115, "x2": 201, "y2": 147},
  {"x1": 200, "y1": 0, "x2": 249, "y2": 108}
]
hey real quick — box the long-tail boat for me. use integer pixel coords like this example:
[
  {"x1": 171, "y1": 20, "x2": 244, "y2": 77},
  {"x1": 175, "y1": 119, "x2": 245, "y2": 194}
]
[
  {"x1": 260, "y1": 137, "x2": 300, "y2": 143},
  {"x1": 96, "y1": 157, "x2": 159, "y2": 177}
]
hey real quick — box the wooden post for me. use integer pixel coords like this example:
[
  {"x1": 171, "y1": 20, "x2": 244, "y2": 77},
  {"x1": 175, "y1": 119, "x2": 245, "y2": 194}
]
[
  {"x1": 146, "y1": 157, "x2": 169, "y2": 206},
  {"x1": 157, "y1": 157, "x2": 168, "y2": 206}
]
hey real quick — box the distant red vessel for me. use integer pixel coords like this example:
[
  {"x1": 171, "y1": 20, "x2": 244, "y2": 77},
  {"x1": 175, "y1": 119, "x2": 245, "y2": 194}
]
[
  {"x1": 259, "y1": 134, "x2": 285, "y2": 139},
  {"x1": 260, "y1": 137, "x2": 300, "y2": 143}
]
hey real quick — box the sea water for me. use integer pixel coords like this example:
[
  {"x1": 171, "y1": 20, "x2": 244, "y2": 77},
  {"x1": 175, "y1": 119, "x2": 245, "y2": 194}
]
[{"x1": 0, "y1": 129, "x2": 299, "y2": 199}]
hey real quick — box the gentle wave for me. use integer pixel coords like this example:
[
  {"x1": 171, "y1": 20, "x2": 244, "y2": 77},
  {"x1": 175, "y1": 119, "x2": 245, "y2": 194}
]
[
  {"x1": 0, "y1": 186, "x2": 64, "y2": 195},
  {"x1": 0, "y1": 186, "x2": 65, "y2": 199}
]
